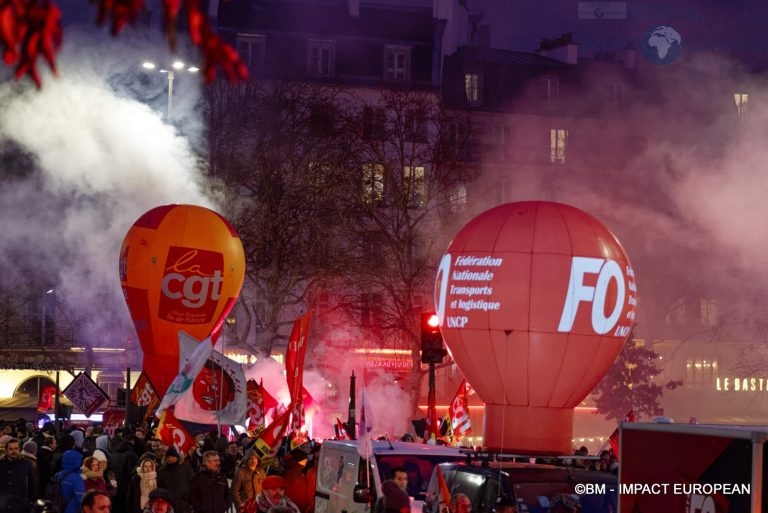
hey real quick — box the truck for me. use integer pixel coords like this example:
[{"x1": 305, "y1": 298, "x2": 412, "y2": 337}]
[
  {"x1": 313, "y1": 439, "x2": 465, "y2": 513},
  {"x1": 619, "y1": 421, "x2": 766, "y2": 513}
]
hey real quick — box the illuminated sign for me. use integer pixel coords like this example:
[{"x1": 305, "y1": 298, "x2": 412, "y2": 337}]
[{"x1": 715, "y1": 377, "x2": 768, "y2": 392}]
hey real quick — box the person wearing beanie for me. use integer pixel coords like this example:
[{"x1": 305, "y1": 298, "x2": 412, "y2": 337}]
[
  {"x1": 142, "y1": 487, "x2": 176, "y2": 513},
  {"x1": 381, "y1": 480, "x2": 411, "y2": 513},
  {"x1": 253, "y1": 475, "x2": 300, "y2": 513},
  {"x1": 70, "y1": 428, "x2": 85, "y2": 451},
  {"x1": 92, "y1": 449, "x2": 118, "y2": 498},
  {"x1": 231, "y1": 453, "x2": 266, "y2": 512},
  {"x1": 158, "y1": 445, "x2": 194, "y2": 513},
  {"x1": 82, "y1": 455, "x2": 108, "y2": 493},
  {"x1": 22, "y1": 439, "x2": 38, "y2": 467}
]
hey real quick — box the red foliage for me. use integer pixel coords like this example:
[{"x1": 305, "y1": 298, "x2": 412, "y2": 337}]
[
  {"x1": 0, "y1": 0, "x2": 248, "y2": 87},
  {"x1": 0, "y1": 0, "x2": 62, "y2": 87}
]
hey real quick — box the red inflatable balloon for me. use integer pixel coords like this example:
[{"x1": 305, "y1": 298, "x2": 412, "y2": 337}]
[
  {"x1": 435, "y1": 201, "x2": 636, "y2": 454},
  {"x1": 119, "y1": 205, "x2": 246, "y2": 392}
]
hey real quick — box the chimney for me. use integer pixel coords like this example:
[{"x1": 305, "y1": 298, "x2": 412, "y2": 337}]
[
  {"x1": 535, "y1": 32, "x2": 579, "y2": 65},
  {"x1": 347, "y1": 0, "x2": 359, "y2": 17}
]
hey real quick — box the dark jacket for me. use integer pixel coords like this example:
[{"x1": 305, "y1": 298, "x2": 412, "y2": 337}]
[
  {"x1": 110, "y1": 439, "x2": 139, "y2": 513},
  {"x1": 0, "y1": 454, "x2": 38, "y2": 513},
  {"x1": 158, "y1": 459, "x2": 195, "y2": 513},
  {"x1": 189, "y1": 468, "x2": 232, "y2": 513}
]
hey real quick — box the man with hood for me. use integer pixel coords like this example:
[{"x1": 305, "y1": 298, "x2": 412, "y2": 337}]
[
  {"x1": 157, "y1": 446, "x2": 194, "y2": 513},
  {"x1": 57, "y1": 449, "x2": 85, "y2": 513}
]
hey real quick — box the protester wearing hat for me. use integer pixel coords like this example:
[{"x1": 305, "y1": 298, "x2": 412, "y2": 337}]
[
  {"x1": 231, "y1": 452, "x2": 266, "y2": 512},
  {"x1": 128, "y1": 455, "x2": 159, "y2": 513},
  {"x1": 252, "y1": 475, "x2": 301, "y2": 513},
  {"x1": 142, "y1": 487, "x2": 175, "y2": 513},
  {"x1": 22, "y1": 439, "x2": 38, "y2": 469},
  {"x1": 157, "y1": 446, "x2": 194, "y2": 513},
  {"x1": 92, "y1": 449, "x2": 118, "y2": 498},
  {"x1": 82, "y1": 455, "x2": 109, "y2": 493},
  {"x1": 381, "y1": 479, "x2": 411, "y2": 513}
]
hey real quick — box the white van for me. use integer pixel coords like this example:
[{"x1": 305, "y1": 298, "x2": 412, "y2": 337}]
[{"x1": 314, "y1": 440, "x2": 465, "y2": 513}]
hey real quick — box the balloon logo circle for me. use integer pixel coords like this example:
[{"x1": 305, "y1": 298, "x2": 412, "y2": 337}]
[
  {"x1": 435, "y1": 201, "x2": 637, "y2": 454},
  {"x1": 120, "y1": 204, "x2": 246, "y2": 392}
]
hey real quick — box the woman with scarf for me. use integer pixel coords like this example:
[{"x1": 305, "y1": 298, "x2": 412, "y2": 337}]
[
  {"x1": 82, "y1": 456, "x2": 108, "y2": 493},
  {"x1": 128, "y1": 455, "x2": 159, "y2": 513}
]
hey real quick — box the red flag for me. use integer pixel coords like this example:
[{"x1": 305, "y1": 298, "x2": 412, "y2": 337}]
[
  {"x1": 129, "y1": 371, "x2": 160, "y2": 422},
  {"x1": 37, "y1": 385, "x2": 56, "y2": 413},
  {"x1": 448, "y1": 379, "x2": 472, "y2": 439},
  {"x1": 253, "y1": 405, "x2": 293, "y2": 461},
  {"x1": 291, "y1": 401, "x2": 304, "y2": 432},
  {"x1": 436, "y1": 465, "x2": 452, "y2": 513},
  {"x1": 335, "y1": 417, "x2": 349, "y2": 440},
  {"x1": 246, "y1": 379, "x2": 277, "y2": 432},
  {"x1": 285, "y1": 311, "x2": 312, "y2": 405},
  {"x1": 156, "y1": 408, "x2": 195, "y2": 455}
]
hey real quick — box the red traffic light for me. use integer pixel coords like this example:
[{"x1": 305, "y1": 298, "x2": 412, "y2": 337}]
[{"x1": 426, "y1": 313, "x2": 439, "y2": 329}]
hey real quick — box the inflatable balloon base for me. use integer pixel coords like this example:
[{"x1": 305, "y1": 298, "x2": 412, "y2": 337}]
[{"x1": 483, "y1": 404, "x2": 573, "y2": 455}]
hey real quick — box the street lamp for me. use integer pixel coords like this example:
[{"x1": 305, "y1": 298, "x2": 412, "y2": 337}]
[
  {"x1": 41, "y1": 288, "x2": 54, "y2": 346},
  {"x1": 142, "y1": 60, "x2": 200, "y2": 119}
]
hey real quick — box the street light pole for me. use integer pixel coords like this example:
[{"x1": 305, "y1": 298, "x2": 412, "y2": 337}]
[
  {"x1": 142, "y1": 60, "x2": 199, "y2": 120},
  {"x1": 167, "y1": 70, "x2": 174, "y2": 118}
]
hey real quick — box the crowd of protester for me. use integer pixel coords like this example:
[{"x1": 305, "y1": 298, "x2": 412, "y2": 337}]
[{"x1": 0, "y1": 418, "x2": 318, "y2": 513}]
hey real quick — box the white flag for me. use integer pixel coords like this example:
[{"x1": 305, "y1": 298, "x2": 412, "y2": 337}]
[
  {"x1": 173, "y1": 335, "x2": 248, "y2": 425},
  {"x1": 356, "y1": 388, "x2": 375, "y2": 458},
  {"x1": 156, "y1": 331, "x2": 214, "y2": 415}
]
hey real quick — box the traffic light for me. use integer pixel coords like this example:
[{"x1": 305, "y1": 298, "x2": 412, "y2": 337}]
[{"x1": 421, "y1": 312, "x2": 447, "y2": 364}]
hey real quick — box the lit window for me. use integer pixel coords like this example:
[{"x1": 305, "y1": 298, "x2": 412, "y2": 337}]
[
  {"x1": 734, "y1": 93, "x2": 748, "y2": 118},
  {"x1": 465, "y1": 73, "x2": 482, "y2": 106},
  {"x1": 549, "y1": 128, "x2": 568, "y2": 164},
  {"x1": 700, "y1": 298, "x2": 718, "y2": 326},
  {"x1": 236, "y1": 34, "x2": 266, "y2": 75},
  {"x1": 384, "y1": 45, "x2": 410, "y2": 82},
  {"x1": 403, "y1": 165, "x2": 425, "y2": 207},
  {"x1": 449, "y1": 185, "x2": 467, "y2": 213},
  {"x1": 362, "y1": 163, "x2": 384, "y2": 204},
  {"x1": 308, "y1": 39, "x2": 335, "y2": 77}
]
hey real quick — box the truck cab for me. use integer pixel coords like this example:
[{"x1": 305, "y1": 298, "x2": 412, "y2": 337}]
[{"x1": 314, "y1": 440, "x2": 465, "y2": 513}]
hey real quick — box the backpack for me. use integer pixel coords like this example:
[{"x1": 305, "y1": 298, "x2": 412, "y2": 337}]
[{"x1": 44, "y1": 469, "x2": 76, "y2": 512}]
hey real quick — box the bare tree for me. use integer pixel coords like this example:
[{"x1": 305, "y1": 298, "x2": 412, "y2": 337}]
[
  {"x1": 329, "y1": 87, "x2": 476, "y2": 408},
  {"x1": 207, "y1": 80, "x2": 354, "y2": 356}
]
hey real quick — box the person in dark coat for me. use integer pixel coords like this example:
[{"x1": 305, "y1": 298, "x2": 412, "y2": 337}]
[
  {"x1": 36, "y1": 434, "x2": 57, "y2": 497},
  {"x1": 188, "y1": 451, "x2": 232, "y2": 513},
  {"x1": 0, "y1": 437, "x2": 38, "y2": 513},
  {"x1": 110, "y1": 435, "x2": 139, "y2": 513},
  {"x1": 157, "y1": 447, "x2": 194, "y2": 513}
]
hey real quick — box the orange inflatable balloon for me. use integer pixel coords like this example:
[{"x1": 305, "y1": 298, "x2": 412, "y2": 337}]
[
  {"x1": 119, "y1": 205, "x2": 246, "y2": 392},
  {"x1": 435, "y1": 201, "x2": 636, "y2": 454}
]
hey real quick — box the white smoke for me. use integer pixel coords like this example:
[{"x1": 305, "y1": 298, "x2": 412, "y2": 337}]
[{"x1": 0, "y1": 25, "x2": 214, "y2": 344}]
